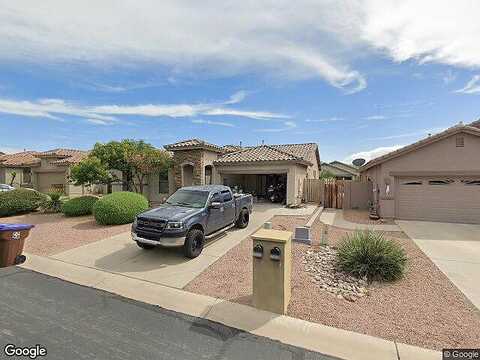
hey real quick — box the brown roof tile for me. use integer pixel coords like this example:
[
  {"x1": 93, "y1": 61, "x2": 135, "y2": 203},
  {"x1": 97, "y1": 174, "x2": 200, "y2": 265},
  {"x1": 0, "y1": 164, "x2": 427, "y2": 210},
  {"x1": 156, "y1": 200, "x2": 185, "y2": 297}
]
[
  {"x1": 214, "y1": 144, "x2": 312, "y2": 165},
  {"x1": 0, "y1": 151, "x2": 41, "y2": 167},
  {"x1": 164, "y1": 139, "x2": 223, "y2": 152}
]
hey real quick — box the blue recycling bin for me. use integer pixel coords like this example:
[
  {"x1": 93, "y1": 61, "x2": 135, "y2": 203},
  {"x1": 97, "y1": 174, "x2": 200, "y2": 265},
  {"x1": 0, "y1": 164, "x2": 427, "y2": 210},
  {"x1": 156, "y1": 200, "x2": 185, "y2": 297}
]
[{"x1": 0, "y1": 224, "x2": 34, "y2": 267}]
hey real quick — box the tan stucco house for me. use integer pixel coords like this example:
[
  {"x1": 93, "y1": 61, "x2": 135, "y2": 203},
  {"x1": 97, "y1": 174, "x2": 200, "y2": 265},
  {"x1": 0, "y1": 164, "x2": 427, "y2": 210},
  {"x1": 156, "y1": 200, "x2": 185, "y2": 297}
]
[
  {"x1": 321, "y1": 161, "x2": 359, "y2": 180},
  {"x1": 360, "y1": 120, "x2": 480, "y2": 224},
  {"x1": 0, "y1": 149, "x2": 89, "y2": 195},
  {"x1": 164, "y1": 139, "x2": 321, "y2": 205}
]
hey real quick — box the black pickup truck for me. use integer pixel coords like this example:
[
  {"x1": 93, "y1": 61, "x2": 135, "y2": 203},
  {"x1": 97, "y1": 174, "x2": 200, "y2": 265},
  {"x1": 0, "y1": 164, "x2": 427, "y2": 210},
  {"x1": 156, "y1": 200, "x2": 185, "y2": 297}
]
[{"x1": 132, "y1": 185, "x2": 253, "y2": 258}]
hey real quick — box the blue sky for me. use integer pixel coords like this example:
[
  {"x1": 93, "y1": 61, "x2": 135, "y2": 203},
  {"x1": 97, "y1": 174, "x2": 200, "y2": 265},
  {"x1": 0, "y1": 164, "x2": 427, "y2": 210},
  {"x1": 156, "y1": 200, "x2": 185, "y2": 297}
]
[{"x1": 0, "y1": 1, "x2": 479, "y2": 163}]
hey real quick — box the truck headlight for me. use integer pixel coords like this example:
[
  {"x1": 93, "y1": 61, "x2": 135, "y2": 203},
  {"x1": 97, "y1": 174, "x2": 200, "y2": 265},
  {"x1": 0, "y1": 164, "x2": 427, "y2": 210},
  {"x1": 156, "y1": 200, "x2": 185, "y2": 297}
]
[
  {"x1": 133, "y1": 217, "x2": 138, "y2": 227},
  {"x1": 165, "y1": 221, "x2": 183, "y2": 229}
]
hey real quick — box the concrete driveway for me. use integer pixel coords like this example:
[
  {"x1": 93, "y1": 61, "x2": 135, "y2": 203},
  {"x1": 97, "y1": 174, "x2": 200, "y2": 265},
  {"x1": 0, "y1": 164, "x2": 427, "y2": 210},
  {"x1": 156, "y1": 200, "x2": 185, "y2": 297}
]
[
  {"x1": 49, "y1": 203, "x2": 316, "y2": 289},
  {"x1": 397, "y1": 220, "x2": 480, "y2": 310}
]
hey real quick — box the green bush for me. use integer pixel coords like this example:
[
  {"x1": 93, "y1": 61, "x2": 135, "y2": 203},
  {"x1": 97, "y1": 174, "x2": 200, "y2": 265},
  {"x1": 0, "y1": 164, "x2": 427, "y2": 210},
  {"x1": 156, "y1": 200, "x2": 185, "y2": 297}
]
[
  {"x1": 336, "y1": 230, "x2": 407, "y2": 282},
  {"x1": 93, "y1": 191, "x2": 148, "y2": 225},
  {"x1": 62, "y1": 196, "x2": 99, "y2": 217},
  {"x1": 0, "y1": 189, "x2": 48, "y2": 217}
]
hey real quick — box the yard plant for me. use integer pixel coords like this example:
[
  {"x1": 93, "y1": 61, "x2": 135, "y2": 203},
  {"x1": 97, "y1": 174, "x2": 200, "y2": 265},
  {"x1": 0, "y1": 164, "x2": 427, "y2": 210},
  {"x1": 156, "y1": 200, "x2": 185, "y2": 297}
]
[
  {"x1": 62, "y1": 195, "x2": 99, "y2": 217},
  {"x1": 93, "y1": 191, "x2": 148, "y2": 225},
  {"x1": 0, "y1": 189, "x2": 48, "y2": 216},
  {"x1": 336, "y1": 230, "x2": 407, "y2": 282},
  {"x1": 42, "y1": 191, "x2": 65, "y2": 213}
]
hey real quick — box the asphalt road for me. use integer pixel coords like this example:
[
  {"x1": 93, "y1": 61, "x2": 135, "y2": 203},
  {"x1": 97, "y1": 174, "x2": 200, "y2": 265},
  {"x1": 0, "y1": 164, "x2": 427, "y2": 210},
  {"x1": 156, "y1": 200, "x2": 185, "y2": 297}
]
[{"x1": 0, "y1": 267, "x2": 337, "y2": 360}]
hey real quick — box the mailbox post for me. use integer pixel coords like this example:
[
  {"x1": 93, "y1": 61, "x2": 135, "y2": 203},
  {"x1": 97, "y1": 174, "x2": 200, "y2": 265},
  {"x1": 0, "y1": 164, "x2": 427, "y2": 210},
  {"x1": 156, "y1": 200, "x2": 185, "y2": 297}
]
[{"x1": 251, "y1": 228, "x2": 292, "y2": 314}]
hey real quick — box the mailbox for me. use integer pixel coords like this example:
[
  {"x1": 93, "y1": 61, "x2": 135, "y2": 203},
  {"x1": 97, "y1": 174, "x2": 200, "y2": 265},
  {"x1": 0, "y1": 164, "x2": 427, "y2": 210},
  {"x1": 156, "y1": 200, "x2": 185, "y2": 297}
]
[{"x1": 251, "y1": 228, "x2": 292, "y2": 314}]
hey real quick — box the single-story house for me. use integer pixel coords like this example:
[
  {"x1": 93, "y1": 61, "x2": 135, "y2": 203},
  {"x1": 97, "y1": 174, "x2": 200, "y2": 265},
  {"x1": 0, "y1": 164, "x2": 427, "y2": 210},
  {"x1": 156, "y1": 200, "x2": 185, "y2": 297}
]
[
  {"x1": 360, "y1": 120, "x2": 480, "y2": 224},
  {"x1": 321, "y1": 161, "x2": 359, "y2": 180},
  {"x1": 164, "y1": 139, "x2": 321, "y2": 205},
  {"x1": 0, "y1": 149, "x2": 89, "y2": 195}
]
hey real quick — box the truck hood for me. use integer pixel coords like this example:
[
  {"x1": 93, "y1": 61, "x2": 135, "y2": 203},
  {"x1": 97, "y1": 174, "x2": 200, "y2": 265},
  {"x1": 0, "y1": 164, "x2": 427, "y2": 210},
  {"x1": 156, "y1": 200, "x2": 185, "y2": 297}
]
[{"x1": 139, "y1": 205, "x2": 203, "y2": 222}]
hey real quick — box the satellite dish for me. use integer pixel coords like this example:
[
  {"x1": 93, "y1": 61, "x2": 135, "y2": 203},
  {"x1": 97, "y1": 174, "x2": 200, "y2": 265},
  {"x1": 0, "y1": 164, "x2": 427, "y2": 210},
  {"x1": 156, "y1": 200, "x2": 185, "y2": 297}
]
[{"x1": 352, "y1": 158, "x2": 366, "y2": 167}]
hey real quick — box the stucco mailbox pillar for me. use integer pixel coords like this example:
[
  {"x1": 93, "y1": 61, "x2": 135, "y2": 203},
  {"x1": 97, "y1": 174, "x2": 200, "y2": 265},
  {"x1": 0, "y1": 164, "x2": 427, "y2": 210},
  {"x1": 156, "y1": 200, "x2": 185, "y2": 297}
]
[{"x1": 251, "y1": 229, "x2": 292, "y2": 314}]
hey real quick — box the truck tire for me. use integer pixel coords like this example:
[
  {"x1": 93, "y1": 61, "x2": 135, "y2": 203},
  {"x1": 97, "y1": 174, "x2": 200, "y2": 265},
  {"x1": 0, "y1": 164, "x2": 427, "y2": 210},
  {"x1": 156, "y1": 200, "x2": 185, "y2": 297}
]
[
  {"x1": 184, "y1": 229, "x2": 205, "y2": 258},
  {"x1": 136, "y1": 241, "x2": 155, "y2": 250},
  {"x1": 235, "y1": 209, "x2": 249, "y2": 229}
]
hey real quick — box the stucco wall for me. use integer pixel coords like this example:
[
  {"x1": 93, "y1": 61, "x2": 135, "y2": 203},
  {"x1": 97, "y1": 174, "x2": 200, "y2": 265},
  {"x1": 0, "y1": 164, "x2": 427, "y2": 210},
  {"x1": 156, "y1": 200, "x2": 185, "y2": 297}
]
[
  {"x1": 363, "y1": 132, "x2": 480, "y2": 217},
  {"x1": 171, "y1": 150, "x2": 204, "y2": 190}
]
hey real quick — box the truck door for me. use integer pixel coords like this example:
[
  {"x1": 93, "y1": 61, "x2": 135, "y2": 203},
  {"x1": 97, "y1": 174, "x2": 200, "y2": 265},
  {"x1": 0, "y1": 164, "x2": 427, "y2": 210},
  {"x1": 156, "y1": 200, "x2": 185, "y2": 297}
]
[
  {"x1": 206, "y1": 192, "x2": 224, "y2": 234},
  {"x1": 221, "y1": 190, "x2": 235, "y2": 225}
]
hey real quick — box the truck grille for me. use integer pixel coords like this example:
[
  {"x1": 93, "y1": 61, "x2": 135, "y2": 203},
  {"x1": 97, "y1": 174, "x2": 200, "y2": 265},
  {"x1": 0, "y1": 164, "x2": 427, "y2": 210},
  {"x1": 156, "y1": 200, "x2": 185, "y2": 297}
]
[{"x1": 136, "y1": 217, "x2": 167, "y2": 234}]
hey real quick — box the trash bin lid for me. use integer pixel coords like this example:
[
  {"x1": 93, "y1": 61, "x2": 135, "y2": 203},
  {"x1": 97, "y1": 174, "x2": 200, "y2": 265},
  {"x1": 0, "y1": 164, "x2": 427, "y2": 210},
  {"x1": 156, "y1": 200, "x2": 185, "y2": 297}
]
[{"x1": 0, "y1": 224, "x2": 35, "y2": 231}]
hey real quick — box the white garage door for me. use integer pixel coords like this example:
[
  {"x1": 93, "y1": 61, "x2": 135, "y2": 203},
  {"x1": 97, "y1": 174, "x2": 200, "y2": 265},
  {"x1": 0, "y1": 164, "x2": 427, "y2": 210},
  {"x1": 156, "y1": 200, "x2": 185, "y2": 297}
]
[{"x1": 397, "y1": 177, "x2": 480, "y2": 224}]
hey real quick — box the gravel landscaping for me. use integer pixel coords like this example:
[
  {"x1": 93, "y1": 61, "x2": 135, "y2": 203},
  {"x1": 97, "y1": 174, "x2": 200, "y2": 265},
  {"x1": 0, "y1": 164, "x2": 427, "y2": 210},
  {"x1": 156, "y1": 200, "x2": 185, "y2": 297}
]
[
  {"x1": 185, "y1": 214, "x2": 480, "y2": 350},
  {"x1": 2, "y1": 213, "x2": 131, "y2": 256},
  {"x1": 343, "y1": 209, "x2": 396, "y2": 225}
]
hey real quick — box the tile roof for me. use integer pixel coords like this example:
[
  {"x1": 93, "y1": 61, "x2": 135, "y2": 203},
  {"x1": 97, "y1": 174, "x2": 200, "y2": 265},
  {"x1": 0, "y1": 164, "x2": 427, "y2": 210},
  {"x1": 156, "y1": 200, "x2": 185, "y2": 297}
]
[
  {"x1": 50, "y1": 151, "x2": 89, "y2": 165},
  {"x1": 270, "y1": 143, "x2": 318, "y2": 164},
  {"x1": 0, "y1": 151, "x2": 41, "y2": 167},
  {"x1": 360, "y1": 122, "x2": 480, "y2": 171},
  {"x1": 164, "y1": 139, "x2": 224, "y2": 152},
  {"x1": 38, "y1": 148, "x2": 87, "y2": 158},
  {"x1": 214, "y1": 144, "x2": 312, "y2": 165},
  {"x1": 329, "y1": 161, "x2": 359, "y2": 175}
]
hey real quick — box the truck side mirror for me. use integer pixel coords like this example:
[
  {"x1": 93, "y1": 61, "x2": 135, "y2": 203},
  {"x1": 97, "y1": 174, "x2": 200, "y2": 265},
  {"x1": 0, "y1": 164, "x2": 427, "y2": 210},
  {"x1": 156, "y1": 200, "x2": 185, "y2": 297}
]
[{"x1": 209, "y1": 201, "x2": 222, "y2": 209}]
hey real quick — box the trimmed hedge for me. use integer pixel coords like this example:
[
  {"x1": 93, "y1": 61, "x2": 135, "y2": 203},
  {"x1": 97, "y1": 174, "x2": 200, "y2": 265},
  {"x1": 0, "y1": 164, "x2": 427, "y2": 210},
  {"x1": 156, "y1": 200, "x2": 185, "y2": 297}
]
[
  {"x1": 62, "y1": 196, "x2": 99, "y2": 217},
  {"x1": 0, "y1": 189, "x2": 48, "y2": 217},
  {"x1": 93, "y1": 191, "x2": 148, "y2": 225},
  {"x1": 336, "y1": 230, "x2": 407, "y2": 282}
]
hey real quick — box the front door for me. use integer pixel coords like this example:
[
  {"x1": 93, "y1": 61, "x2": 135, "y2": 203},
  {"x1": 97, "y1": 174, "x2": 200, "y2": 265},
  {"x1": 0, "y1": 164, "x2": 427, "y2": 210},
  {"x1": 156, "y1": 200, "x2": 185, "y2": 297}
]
[{"x1": 206, "y1": 192, "x2": 224, "y2": 234}]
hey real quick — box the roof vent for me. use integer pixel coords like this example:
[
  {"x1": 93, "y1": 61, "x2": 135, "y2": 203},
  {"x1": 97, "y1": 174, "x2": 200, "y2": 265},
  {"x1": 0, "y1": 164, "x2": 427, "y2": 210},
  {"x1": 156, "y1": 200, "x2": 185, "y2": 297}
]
[{"x1": 456, "y1": 135, "x2": 465, "y2": 147}]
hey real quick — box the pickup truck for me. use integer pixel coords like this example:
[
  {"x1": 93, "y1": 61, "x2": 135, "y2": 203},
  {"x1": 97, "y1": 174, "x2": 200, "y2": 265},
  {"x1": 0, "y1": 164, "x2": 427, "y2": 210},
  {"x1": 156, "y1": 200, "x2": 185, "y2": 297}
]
[{"x1": 132, "y1": 185, "x2": 253, "y2": 258}]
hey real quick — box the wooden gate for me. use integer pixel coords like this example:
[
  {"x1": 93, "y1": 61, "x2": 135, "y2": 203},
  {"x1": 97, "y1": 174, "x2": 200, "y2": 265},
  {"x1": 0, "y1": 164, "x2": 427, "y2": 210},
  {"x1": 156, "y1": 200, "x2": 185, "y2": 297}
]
[
  {"x1": 303, "y1": 179, "x2": 323, "y2": 203},
  {"x1": 324, "y1": 180, "x2": 344, "y2": 209}
]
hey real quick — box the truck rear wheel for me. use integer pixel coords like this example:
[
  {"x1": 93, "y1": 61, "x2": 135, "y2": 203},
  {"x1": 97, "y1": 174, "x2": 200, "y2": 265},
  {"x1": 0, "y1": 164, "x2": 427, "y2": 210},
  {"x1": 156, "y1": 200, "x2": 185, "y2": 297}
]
[
  {"x1": 235, "y1": 209, "x2": 249, "y2": 229},
  {"x1": 184, "y1": 229, "x2": 205, "y2": 258}
]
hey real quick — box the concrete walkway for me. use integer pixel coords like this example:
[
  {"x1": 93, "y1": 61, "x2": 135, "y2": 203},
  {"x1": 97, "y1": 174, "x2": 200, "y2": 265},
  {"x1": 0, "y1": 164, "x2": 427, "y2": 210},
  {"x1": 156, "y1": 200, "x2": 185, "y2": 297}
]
[
  {"x1": 320, "y1": 209, "x2": 402, "y2": 232},
  {"x1": 397, "y1": 220, "x2": 480, "y2": 310},
  {"x1": 49, "y1": 203, "x2": 317, "y2": 289},
  {"x1": 20, "y1": 254, "x2": 440, "y2": 360}
]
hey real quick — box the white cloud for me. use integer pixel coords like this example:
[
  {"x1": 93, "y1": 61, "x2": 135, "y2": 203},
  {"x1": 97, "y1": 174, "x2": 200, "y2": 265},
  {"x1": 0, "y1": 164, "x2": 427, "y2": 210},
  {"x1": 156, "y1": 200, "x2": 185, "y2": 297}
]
[
  {"x1": 225, "y1": 91, "x2": 248, "y2": 105},
  {"x1": 361, "y1": 0, "x2": 480, "y2": 68},
  {"x1": 254, "y1": 121, "x2": 297, "y2": 133},
  {"x1": 344, "y1": 145, "x2": 404, "y2": 164},
  {"x1": 0, "y1": 93, "x2": 289, "y2": 124},
  {"x1": 364, "y1": 115, "x2": 386, "y2": 120},
  {"x1": 454, "y1": 75, "x2": 480, "y2": 94},
  {"x1": 191, "y1": 119, "x2": 235, "y2": 127},
  {"x1": 0, "y1": 1, "x2": 366, "y2": 93}
]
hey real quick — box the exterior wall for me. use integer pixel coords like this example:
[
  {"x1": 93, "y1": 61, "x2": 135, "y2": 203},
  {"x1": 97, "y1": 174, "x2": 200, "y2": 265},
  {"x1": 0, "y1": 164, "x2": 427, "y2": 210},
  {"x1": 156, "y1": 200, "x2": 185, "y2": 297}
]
[
  {"x1": 306, "y1": 157, "x2": 320, "y2": 179},
  {"x1": 147, "y1": 172, "x2": 170, "y2": 204},
  {"x1": 343, "y1": 181, "x2": 373, "y2": 210},
  {"x1": 171, "y1": 150, "x2": 204, "y2": 190},
  {"x1": 362, "y1": 132, "x2": 480, "y2": 218},
  {"x1": 2, "y1": 168, "x2": 26, "y2": 187},
  {"x1": 0, "y1": 168, "x2": 5, "y2": 183}
]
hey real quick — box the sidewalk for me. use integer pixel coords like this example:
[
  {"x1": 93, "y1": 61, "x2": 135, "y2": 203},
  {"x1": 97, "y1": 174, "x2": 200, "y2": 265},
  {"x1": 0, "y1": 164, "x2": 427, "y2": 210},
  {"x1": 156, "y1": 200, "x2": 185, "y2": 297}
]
[
  {"x1": 20, "y1": 254, "x2": 440, "y2": 360},
  {"x1": 320, "y1": 209, "x2": 402, "y2": 232}
]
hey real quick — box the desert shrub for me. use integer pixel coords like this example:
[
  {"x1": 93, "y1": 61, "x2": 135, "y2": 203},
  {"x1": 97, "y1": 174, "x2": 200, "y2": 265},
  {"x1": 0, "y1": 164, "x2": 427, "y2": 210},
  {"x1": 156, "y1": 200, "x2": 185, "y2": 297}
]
[
  {"x1": 93, "y1": 191, "x2": 148, "y2": 225},
  {"x1": 336, "y1": 230, "x2": 407, "y2": 282},
  {"x1": 42, "y1": 191, "x2": 65, "y2": 213},
  {"x1": 0, "y1": 189, "x2": 48, "y2": 217},
  {"x1": 62, "y1": 195, "x2": 99, "y2": 217}
]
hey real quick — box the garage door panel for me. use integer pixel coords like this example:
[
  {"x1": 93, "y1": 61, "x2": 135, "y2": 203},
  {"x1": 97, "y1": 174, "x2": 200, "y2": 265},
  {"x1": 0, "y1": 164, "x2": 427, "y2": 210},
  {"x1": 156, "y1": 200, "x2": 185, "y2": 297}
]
[{"x1": 397, "y1": 177, "x2": 480, "y2": 224}]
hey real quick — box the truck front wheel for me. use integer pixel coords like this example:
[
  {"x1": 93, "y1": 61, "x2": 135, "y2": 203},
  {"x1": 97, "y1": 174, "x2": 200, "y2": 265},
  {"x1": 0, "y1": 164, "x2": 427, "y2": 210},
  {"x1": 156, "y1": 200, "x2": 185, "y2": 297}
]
[
  {"x1": 235, "y1": 209, "x2": 250, "y2": 229},
  {"x1": 184, "y1": 229, "x2": 205, "y2": 258}
]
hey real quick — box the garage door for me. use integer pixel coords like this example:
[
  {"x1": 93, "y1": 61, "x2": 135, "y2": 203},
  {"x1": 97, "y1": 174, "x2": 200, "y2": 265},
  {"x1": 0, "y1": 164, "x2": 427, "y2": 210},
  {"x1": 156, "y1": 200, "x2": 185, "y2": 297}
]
[
  {"x1": 37, "y1": 172, "x2": 66, "y2": 193},
  {"x1": 397, "y1": 177, "x2": 480, "y2": 223}
]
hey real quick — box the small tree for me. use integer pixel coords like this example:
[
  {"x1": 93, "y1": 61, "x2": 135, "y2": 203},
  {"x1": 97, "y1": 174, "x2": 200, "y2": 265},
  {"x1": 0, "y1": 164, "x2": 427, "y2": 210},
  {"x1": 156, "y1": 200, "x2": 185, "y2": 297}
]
[
  {"x1": 70, "y1": 156, "x2": 113, "y2": 188},
  {"x1": 319, "y1": 169, "x2": 336, "y2": 180},
  {"x1": 126, "y1": 148, "x2": 171, "y2": 194},
  {"x1": 9, "y1": 171, "x2": 17, "y2": 187}
]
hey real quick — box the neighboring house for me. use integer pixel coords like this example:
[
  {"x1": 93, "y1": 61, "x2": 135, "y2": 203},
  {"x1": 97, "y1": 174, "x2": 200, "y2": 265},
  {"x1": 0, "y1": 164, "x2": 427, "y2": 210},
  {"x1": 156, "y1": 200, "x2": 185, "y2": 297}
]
[
  {"x1": 360, "y1": 121, "x2": 480, "y2": 224},
  {"x1": 0, "y1": 149, "x2": 88, "y2": 195},
  {"x1": 164, "y1": 139, "x2": 320, "y2": 205},
  {"x1": 321, "y1": 161, "x2": 359, "y2": 180}
]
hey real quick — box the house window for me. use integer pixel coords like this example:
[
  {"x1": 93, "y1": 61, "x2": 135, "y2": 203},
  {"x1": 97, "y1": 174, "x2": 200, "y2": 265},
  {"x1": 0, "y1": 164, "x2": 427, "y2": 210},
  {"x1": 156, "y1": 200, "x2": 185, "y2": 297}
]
[
  {"x1": 205, "y1": 165, "x2": 213, "y2": 185},
  {"x1": 22, "y1": 168, "x2": 32, "y2": 184},
  {"x1": 456, "y1": 135, "x2": 465, "y2": 147},
  {"x1": 159, "y1": 171, "x2": 169, "y2": 193},
  {"x1": 428, "y1": 179, "x2": 454, "y2": 185},
  {"x1": 461, "y1": 179, "x2": 480, "y2": 186},
  {"x1": 402, "y1": 181, "x2": 422, "y2": 185}
]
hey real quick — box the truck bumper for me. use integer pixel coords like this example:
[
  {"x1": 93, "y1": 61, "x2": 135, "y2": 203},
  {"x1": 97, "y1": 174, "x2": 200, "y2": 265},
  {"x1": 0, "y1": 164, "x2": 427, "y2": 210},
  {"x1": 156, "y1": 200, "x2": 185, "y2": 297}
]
[{"x1": 132, "y1": 232, "x2": 185, "y2": 247}]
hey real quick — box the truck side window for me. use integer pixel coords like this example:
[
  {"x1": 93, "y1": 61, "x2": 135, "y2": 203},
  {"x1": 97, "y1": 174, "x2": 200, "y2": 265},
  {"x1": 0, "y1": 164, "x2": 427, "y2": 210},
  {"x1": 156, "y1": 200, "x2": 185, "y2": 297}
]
[
  {"x1": 211, "y1": 193, "x2": 222, "y2": 203},
  {"x1": 221, "y1": 190, "x2": 232, "y2": 202}
]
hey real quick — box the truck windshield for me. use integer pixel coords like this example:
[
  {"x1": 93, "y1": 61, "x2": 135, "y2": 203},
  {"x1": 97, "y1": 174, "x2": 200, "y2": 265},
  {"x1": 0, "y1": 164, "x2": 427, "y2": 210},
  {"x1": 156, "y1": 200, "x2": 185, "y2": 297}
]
[{"x1": 165, "y1": 190, "x2": 209, "y2": 208}]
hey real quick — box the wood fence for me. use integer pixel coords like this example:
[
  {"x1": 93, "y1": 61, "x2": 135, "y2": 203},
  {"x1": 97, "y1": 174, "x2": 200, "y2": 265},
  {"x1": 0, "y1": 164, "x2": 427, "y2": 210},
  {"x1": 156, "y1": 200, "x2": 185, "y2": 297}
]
[{"x1": 303, "y1": 179, "x2": 372, "y2": 210}]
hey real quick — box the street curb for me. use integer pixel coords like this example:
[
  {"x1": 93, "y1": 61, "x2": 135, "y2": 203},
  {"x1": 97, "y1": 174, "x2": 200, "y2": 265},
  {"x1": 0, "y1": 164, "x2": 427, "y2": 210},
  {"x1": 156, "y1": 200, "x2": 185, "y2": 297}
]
[{"x1": 19, "y1": 253, "x2": 441, "y2": 360}]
